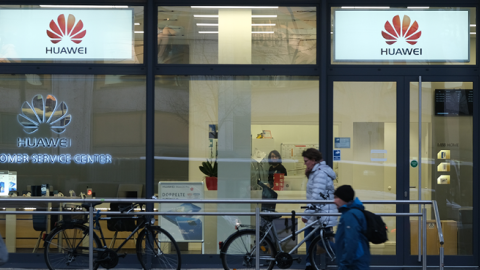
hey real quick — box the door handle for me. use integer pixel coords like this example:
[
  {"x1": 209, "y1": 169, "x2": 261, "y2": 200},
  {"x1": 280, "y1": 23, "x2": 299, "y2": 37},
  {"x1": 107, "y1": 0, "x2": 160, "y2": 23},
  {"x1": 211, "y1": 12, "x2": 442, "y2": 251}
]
[{"x1": 409, "y1": 186, "x2": 416, "y2": 188}]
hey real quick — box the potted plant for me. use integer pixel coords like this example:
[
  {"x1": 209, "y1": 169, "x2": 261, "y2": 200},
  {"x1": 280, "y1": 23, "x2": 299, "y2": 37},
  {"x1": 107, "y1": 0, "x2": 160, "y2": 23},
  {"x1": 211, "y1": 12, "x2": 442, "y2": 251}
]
[{"x1": 199, "y1": 159, "x2": 218, "y2": 190}]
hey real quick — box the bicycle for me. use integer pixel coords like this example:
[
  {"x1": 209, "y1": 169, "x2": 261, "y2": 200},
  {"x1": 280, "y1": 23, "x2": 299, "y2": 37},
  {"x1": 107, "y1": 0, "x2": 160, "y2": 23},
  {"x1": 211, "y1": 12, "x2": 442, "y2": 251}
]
[
  {"x1": 43, "y1": 202, "x2": 181, "y2": 270},
  {"x1": 219, "y1": 206, "x2": 336, "y2": 270}
]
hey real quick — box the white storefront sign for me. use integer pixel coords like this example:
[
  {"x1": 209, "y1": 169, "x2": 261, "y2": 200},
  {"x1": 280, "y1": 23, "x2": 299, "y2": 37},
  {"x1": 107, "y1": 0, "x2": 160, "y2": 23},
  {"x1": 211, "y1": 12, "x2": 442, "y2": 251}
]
[
  {"x1": 0, "y1": 9, "x2": 133, "y2": 60},
  {"x1": 334, "y1": 10, "x2": 470, "y2": 62}
]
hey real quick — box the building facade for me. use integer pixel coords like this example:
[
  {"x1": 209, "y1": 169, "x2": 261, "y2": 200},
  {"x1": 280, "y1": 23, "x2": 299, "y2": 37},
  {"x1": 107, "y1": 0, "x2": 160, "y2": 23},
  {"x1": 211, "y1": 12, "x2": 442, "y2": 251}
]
[{"x1": 0, "y1": 0, "x2": 478, "y2": 268}]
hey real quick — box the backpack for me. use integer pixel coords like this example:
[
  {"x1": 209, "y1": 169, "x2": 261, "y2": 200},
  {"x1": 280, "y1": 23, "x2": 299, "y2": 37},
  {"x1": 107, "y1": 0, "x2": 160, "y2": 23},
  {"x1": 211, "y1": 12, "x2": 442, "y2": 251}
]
[{"x1": 354, "y1": 209, "x2": 388, "y2": 244}]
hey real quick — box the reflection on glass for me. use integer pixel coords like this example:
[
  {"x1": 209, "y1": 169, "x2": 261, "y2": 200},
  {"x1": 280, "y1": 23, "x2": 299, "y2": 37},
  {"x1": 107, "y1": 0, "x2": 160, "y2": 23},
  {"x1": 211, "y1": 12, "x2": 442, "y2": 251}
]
[
  {"x1": 333, "y1": 81, "x2": 397, "y2": 255},
  {"x1": 154, "y1": 75, "x2": 319, "y2": 254},
  {"x1": 158, "y1": 7, "x2": 316, "y2": 64},
  {"x1": 32, "y1": 95, "x2": 44, "y2": 122},
  {"x1": 409, "y1": 81, "x2": 473, "y2": 255},
  {"x1": 0, "y1": 74, "x2": 146, "y2": 196},
  {"x1": 0, "y1": 74, "x2": 146, "y2": 253}
]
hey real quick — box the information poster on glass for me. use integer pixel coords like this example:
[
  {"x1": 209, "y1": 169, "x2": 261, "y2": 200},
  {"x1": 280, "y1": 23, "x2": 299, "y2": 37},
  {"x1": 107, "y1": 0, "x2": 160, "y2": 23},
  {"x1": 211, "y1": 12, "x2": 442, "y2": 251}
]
[{"x1": 158, "y1": 182, "x2": 204, "y2": 243}]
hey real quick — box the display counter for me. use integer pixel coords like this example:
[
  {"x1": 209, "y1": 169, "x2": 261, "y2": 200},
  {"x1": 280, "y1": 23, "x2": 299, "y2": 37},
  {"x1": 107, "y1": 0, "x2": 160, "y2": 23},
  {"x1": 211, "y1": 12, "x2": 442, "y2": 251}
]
[
  {"x1": 0, "y1": 192, "x2": 311, "y2": 254},
  {"x1": 0, "y1": 198, "x2": 141, "y2": 253}
]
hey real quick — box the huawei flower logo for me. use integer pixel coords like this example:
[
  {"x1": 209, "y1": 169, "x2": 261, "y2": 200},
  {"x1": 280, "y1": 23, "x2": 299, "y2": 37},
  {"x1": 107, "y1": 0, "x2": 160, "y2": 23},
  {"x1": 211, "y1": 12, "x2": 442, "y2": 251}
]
[
  {"x1": 382, "y1": 15, "x2": 421, "y2": 45},
  {"x1": 17, "y1": 95, "x2": 72, "y2": 134},
  {"x1": 47, "y1": 14, "x2": 86, "y2": 44}
]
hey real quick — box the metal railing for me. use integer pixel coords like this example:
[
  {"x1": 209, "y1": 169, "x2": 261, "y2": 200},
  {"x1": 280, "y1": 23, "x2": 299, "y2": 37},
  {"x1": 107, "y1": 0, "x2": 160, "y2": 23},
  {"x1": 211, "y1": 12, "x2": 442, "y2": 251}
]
[{"x1": 0, "y1": 198, "x2": 444, "y2": 270}]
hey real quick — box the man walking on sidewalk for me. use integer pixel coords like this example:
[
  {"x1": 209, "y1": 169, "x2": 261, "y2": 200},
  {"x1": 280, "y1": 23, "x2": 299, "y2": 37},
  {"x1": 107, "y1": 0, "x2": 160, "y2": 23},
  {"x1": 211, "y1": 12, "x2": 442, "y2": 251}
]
[{"x1": 333, "y1": 185, "x2": 370, "y2": 270}]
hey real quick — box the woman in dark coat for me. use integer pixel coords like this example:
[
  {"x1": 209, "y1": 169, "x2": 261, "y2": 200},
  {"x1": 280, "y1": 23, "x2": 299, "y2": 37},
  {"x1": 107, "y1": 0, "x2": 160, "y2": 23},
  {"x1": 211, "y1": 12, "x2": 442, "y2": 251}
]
[{"x1": 267, "y1": 150, "x2": 287, "y2": 188}]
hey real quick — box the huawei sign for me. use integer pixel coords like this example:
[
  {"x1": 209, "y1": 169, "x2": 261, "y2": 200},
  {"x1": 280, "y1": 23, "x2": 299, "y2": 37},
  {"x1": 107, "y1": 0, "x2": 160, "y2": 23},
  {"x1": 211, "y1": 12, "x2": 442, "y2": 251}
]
[
  {"x1": 381, "y1": 15, "x2": 421, "y2": 45},
  {"x1": 334, "y1": 10, "x2": 469, "y2": 62},
  {"x1": 46, "y1": 14, "x2": 86, "y2": 44},
  {"x1": 45, "y1": 14, "x2": 88, "y2": 55}
]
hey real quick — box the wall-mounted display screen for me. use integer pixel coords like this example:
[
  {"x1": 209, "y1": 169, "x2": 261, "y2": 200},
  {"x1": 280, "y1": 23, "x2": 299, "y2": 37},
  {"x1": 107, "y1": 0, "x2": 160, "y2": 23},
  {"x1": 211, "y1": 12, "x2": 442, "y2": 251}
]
[{"x1": 434, "y1": 89, "x2": 473, "y2": 116}]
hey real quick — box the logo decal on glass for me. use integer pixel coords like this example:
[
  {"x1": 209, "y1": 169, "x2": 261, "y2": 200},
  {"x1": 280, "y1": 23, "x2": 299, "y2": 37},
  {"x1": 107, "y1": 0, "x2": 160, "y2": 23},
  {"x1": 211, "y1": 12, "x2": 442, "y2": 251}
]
[
  {"x1": 437, "y1": 162, "x2": 451, "y2": 172},
  {"x1": 437, "y1": 150, "x2": 450, "y2": 159},
  {"x1": 47, "y1": 14, "x2": 87, "y2": 44},
  {"x1": 437, "y1": 175, "x2": 450, "y2": 185},
  {"x1": 381, "y1": 15, "x2": 422, "y2": 45},
  {"x1": 17, "y1": 95, "x2": 72, "y2": 134}
]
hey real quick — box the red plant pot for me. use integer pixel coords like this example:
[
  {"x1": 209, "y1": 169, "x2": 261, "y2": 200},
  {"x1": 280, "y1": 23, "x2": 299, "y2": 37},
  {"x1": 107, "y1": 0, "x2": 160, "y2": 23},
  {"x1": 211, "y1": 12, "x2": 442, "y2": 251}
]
[{"x1": 206, "y1": 177, "x2": 218, "y2": 190}]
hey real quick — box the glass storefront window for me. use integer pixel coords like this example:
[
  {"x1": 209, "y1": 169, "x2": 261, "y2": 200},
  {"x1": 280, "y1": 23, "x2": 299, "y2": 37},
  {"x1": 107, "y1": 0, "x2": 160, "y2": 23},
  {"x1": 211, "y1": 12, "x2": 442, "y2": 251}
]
[
  {"x1": 157, "y1": 7, "x2": 316, "y2": 64},
  {"x1": 0, "y1": 74, "x2": 146, "y2": 253},
  {"x1": 0, "y1": 5, "x2": 144, "y2": 64},
  {"x1": 331, "y1": 7, "x2": 476, "y2": 65},
  {"x1": 154, "y1": 75, "x2": 319, "y2": 253},
  {"x1": 0, "y1": 74, "x2": 146, "y2": 197}
]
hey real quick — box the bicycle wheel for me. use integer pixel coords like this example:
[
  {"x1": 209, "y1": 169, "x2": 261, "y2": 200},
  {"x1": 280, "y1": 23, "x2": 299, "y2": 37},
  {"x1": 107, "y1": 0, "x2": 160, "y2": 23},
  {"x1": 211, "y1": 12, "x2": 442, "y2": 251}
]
[
  {"x1": 308, "y1": 234, "x2": 336, "y2": 270},
  {"x1": 136, "y1": 226, "x2": 181, "y2": 270},
  {"x1": 221, "y1": 229, "x2": 276, "y2": 270},
  {"x1": 44, "y1": 224, "x2": 102, "y2": 270}
]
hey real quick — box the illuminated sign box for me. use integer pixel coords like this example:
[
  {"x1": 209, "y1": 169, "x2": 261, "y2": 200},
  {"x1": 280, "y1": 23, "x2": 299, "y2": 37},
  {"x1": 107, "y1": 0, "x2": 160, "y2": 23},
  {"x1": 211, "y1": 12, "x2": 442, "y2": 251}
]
[
  {"x1": 333, "y1": 9, "x2": 470, "y2": 62},
  {"x1": 0, "y1": 9, "x2": 133, "y2": 61}
]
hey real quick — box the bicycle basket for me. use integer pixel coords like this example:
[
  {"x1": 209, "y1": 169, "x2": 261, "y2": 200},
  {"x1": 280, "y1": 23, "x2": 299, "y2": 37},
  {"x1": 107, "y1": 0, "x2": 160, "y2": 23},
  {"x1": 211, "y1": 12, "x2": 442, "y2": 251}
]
[
  {"x1": 107, "y1": 203, "x2": 137, "y2": 232},
  {"x1": 62, "y1": 204, "x2": 88, "y2": 224}
]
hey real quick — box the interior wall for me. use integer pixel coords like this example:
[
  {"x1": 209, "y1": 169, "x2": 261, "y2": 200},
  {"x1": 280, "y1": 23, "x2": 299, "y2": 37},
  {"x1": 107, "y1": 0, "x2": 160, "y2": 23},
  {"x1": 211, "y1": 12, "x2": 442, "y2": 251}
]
[{"x1": 188, "y1": 77, "x2": 319, "y2": 183}]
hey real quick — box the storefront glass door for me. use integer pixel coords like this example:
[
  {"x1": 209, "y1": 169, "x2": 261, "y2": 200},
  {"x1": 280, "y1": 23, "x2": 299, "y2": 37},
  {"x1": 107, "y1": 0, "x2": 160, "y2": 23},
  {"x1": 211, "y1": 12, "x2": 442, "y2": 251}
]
[
  {"x1": 408, "y1": 78, "x2": 476, "y2": 266},
  {"x1": 332, "y1": 77, "x2": 477, "y2": 266},
  {"x1": 332, "y1": 80, "x2": 399, "y2": 261}
]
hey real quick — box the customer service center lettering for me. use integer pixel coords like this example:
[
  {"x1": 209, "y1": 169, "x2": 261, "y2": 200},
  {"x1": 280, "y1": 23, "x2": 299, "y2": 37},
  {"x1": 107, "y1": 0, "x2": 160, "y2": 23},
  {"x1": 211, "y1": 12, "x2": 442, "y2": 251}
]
[{"x1": 0, "y1": 153, "x2": 112, "y2": 164}]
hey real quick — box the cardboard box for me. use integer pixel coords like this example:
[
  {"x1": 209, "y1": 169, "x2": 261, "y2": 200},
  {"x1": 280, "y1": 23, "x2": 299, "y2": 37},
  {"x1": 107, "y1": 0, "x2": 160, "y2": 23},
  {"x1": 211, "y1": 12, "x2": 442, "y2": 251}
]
[
  {"x1": 410, "y1": 220, "x2": 457, "y2": 255},
  {"x1": 442, "y1": 220, "x2": 458, "y2": 255}
]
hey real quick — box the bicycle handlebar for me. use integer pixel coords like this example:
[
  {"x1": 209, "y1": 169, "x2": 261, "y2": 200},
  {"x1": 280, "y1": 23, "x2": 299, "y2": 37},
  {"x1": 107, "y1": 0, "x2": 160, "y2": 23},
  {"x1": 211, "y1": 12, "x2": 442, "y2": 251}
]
[
  {"x1": 300, "y1": 205, "x2": 322, "y2": 210},
  {"x1": 118, "y1": 203, "x2": 145, "y2": 213}
]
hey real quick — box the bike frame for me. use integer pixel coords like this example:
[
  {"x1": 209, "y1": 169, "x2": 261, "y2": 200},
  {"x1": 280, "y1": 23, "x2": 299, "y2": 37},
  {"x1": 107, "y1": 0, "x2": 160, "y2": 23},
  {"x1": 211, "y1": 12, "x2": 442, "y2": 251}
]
[
  {"x1": 94, "y1": 215, "x2": 146, "y2": 252},
  {"x1": 268, "y1": 219, "x2": 326, "y2": 255},
  {"x1": 248, "y1": 217, "x2": 328, "y2": 262}
]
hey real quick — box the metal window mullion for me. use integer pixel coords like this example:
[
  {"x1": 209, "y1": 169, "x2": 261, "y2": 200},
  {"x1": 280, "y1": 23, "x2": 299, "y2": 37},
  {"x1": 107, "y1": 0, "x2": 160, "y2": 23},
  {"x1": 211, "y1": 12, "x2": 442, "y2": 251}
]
[
  {"x1": 145, "y1": 0, "x2": 155, "y2": 205},
  {"x1": 418, "y1": 76, "x2": 422, "y2": 262}
]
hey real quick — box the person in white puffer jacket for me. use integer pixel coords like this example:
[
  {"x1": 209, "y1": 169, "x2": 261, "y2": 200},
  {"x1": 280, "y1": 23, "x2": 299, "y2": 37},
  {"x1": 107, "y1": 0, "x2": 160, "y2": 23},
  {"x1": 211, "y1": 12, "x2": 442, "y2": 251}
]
[{"x1": 301, "y1": 148, "x2": 337, "y2": 270}]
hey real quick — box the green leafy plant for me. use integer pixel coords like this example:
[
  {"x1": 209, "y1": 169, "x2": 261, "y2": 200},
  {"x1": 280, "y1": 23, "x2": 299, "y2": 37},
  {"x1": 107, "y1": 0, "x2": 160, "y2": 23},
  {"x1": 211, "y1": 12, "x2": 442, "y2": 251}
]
[{"x1": 199, "y1": 159, "x2": 217, "y2": 177}]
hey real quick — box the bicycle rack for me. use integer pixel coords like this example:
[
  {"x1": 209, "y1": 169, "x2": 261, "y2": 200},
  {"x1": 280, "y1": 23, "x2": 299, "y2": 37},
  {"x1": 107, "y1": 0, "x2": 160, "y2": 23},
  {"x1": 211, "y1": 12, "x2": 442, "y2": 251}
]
[{"x1": 0, "y1": 198, "x2": 444, "y2": 270}]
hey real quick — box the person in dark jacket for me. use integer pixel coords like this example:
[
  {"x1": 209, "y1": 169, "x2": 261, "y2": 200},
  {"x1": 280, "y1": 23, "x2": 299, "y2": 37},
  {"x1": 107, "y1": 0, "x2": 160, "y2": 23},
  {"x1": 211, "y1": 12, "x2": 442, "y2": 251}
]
[
  {"x1": 267, "y1": 150, "x2": 287, "y2": 187},
  {"x1": 334, "y1": 185, "x2": 370, "y2": 270}
]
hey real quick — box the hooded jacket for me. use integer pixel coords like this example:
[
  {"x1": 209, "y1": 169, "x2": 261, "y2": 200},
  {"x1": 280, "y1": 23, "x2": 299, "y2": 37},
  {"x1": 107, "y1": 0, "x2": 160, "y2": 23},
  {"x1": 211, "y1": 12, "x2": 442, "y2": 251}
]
[
  {"x1": 302, "y1": 161, "x2": 338, "y2": 227},
  {"x1": 335, "y1": 197, "x2": 371, "y2": 270}
]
